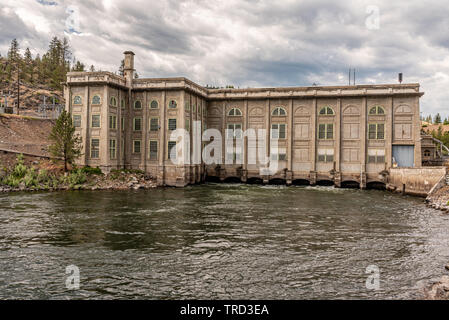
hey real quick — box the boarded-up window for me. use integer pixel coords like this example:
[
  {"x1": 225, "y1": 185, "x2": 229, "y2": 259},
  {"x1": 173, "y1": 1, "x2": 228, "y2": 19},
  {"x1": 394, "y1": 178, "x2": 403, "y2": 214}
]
[
  {"x1": 294, "y1": 149, "x2": 309, "y2": 162},
  {"x1": 295, "y1": 123, "x2": 309, "y2": 139},
  {"x1": 343, "y1": 148, "x2": 359, "y2": 162},
  {"x1": 343, "y1": 123, "x2": 359, "y2": 139},
  {"x1": 394, "y1": 123, "x2": 412, "y2": 140}
]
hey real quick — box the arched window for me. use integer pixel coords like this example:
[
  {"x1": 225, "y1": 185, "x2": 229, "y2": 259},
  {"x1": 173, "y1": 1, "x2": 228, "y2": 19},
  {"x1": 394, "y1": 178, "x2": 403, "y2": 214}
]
[
  {"x1": 228, "y1": 108, "x2": 242, "y2": 116},
  {"x1": 120, "y1": 99, "x2": 125, "y2": 109},
  {"x1": 134, "y1": 100, "x2": 142, "y2": 109},
  {"x1": 272, "y1": 107, "x2": 287, "y2": 116},
  {"x1": 169, "y1": 100, "x2": 177, "y2": 108},
  {"x1": 150, "y1": 100, "x2": 158, "y2": 109},
  {"x1": 319, "y1": 106, "x2": 334, "y2": 115},
  {"x1": 92, "y1": 95, "x2": 101, "y2": 105},
  {"x1": 73, "y1": 96, "x2": 82, "y2": 105},
  {"x1": 110, "y1": 96, "x2": 117, "y2": 107},
  {"x1": 369, "y1": 106, "x2": 385, "y2": 115},
  {"x1": 424, "y1": 150, "x2": 431, "y2": 157}
]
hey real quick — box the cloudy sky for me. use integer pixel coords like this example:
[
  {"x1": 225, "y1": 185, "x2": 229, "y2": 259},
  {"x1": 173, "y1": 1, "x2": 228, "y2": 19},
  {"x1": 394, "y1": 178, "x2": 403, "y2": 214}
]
[{"x1": 1, "y1": 0, "x2": 448, "y2": 118}]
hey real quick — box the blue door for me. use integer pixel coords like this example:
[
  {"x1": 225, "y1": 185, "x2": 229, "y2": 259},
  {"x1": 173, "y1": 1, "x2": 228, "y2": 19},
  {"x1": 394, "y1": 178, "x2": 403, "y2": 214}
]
[{"x1": 392, "y1": 145, "x2": 414, "y2": 167}]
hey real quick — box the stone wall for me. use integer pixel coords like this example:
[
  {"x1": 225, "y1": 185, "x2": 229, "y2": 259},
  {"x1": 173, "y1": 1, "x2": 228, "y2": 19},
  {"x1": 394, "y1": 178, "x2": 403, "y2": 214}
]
[{"x1": 387, "y1": 167, "x2": 447, "y2": 197}]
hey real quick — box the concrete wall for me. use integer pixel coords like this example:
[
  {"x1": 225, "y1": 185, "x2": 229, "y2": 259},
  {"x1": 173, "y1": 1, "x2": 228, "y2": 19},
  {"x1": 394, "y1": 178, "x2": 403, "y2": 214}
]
[{"x1": 388, "y1": 167, "x2": 447, "y2": 196}]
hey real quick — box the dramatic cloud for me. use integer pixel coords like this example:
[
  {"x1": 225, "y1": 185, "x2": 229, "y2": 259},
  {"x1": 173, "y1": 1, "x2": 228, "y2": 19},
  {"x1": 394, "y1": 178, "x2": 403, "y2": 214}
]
[{"x1": 1, "y1": 0, "x2": 448, "y2": 117}]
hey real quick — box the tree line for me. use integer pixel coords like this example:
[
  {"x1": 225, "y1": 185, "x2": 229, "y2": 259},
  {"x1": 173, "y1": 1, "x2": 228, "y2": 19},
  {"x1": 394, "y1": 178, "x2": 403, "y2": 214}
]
[
  {"x1": 421, "y1": 113, "x2": 449, "y2": 125},
  {"x1": 0, "y1": 37, "x2": 97, "y2": 92}
]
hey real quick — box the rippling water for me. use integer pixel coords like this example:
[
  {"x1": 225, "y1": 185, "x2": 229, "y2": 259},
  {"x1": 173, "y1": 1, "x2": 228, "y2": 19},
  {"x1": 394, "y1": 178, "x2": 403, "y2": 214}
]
[{"x1": 0, "y1": 184, "x2": 449, "y2": 299}]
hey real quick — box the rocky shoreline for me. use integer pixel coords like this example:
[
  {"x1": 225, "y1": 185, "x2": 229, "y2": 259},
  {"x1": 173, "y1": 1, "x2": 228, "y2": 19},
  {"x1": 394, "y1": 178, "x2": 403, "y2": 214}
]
[
  {"x1": 0, "y1": 170, "x2": 157, "y2": 193},
  {"x1": 425, "y1": 185, "x2": 449, "y2": 212}
]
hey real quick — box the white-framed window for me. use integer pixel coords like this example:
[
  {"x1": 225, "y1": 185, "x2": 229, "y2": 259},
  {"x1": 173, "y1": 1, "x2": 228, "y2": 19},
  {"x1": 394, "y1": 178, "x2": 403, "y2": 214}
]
[
  {"x1": 121, "y1": 116, "x2": 125, "y2": 131},
  {"x1": 92, "y1": 95, "x2": 101, "y2": 105},
  {"x1": 73, "y1": 115, "x2": 81, "y2": 127},
  {"x1": 109, "y1": 139, "x2": 117, "y2": 159},
  {"x1": 168, "y1": 141, "x2": 177, "y2": 160},
  {"x1": 150, "y1": 100, "x2": 158, "y2": 109},
  {"x1": 272, "y1": 107, "x2": 287, "y2": 116},
  {"x1": 168, "y1": 118, "x2": 177, "y2": 131},
  {"x1": 134, "y1": 100, "x2": 142, "y2": 109},
  {"x1": 319, "y1": 106, "x2": 334, "y2": 115},
  {"x1": 228, "y1": 108, "x2": 242, "y2": 116},
  {"x1": 91, "y1": 139, "x2": 100, "y2": 158},
  {"x1": 368, "y1": 149, "x2": 385, "y2": 163},
  {"x1": 149, "y1": 140, "x2": 158, "y2": 160},
  {"x1": 317, "y1": 149, "x2": 334, "y2": 162},
  {"x1": 271, "y1": 123, "x2": 286, "y2": 139},
  {"x1": 120, "y1": 99, "x2": 125, "y2": 109},
  {"x1": 133, "y1": 117, "x2": 142, "y2": 131},
  {"x1": 109, "y1": 115, "x2": 117, "y2": 130},
  {"x1": 318, "y1": 123, "x2": 333, "y2": 140},
  {"x1": 227, "y1": 123, "x2": 242, "y2": 139},
  {"x1": 110, "y1": 96, "x2": 117, "y2": 107},
  {"x1": 150, "y1": 118, "x2": 159, "y2": 131},
  {"x1": 185, "y1": 101, "x2": 190, "y2": 112},
  {"x1": 91, "y1": 114, "x2": 101, "y2": 128},
  {"x1": 368, "y1": 123, "x2": 385, "y2": 140},
  {"x1": 168, "y1": 100, "x2": 177, "y2": 108},
  {"x1": 271, "y1": 147, "x2": 287, "y2": 161},
  {"x1": 133, "y1": 140, "x2": 141, "y2": 154},
  {"x1": 73, "y1": 96, "x2": 82, "y2": 105},
  {"x1": 369, "y1": 105, "x2": 385, "y2": 115}
]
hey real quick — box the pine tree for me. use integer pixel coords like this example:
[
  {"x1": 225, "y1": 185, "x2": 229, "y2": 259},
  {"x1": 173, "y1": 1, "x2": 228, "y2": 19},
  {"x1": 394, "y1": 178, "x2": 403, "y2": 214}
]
[
  {"x1": 434, "y1": 113, "x2": 442, "y2": 124},
  {"x1": 7, "y1": 39, "x2": 20, "y2": 62},
  {"x1": 119, "y1": 59, "x2": 125, "y2": 76},
  {"x1": 48, "y1": 110, "x2": 82, "y2": 172},
  {"x1": 72, "y1": 60, "x2": 85, "y2": 71},
  {"x1": 24, "y1": 48, "x2": 33, "y2": 83}
]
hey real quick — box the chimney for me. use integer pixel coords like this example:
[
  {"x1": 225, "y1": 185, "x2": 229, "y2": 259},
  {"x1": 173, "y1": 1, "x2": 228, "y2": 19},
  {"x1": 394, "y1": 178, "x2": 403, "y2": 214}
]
[{"x1": 123, "y1": 51, "x2": 135, "y2": 86}]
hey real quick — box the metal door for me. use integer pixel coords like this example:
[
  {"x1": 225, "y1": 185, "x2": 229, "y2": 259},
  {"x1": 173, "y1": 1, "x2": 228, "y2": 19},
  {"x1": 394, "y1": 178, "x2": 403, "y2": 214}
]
[{"x1": 392, "y1": 145, "x2": 414, "y2": 167}]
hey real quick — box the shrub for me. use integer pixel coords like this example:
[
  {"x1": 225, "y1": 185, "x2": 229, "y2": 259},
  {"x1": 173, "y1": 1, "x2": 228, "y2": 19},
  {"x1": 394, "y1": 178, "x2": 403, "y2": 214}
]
[
  {"x1": 12, "y1": 154, "x2": 27, "y2": 179},
  {"x1": 67, "y1": 168, "x2": 87, "y2": 187},
  {"x1": 81, "y1": 166, "x2": 103, "y2": 175}
]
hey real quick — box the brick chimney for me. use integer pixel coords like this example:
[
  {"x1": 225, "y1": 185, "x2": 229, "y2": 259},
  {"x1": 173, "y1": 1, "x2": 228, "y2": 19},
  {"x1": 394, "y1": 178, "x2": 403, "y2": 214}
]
[{"x1": 123, "y1": 51, "x2": 135, "y2": 87}]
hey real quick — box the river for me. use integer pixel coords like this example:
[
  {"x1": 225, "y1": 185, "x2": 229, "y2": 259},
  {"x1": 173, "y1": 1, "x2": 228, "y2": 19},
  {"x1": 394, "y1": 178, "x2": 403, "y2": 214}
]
[{"x1": 0, "y1": 184, "x2": 448, "y2": 299}]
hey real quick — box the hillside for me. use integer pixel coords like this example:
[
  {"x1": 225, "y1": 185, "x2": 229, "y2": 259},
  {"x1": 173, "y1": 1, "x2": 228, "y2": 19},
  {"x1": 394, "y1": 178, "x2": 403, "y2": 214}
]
[
  {"x1": 0, "y1": 81, "x2": 64, "y2": 117},
  {"x1": 0, "y1": 113, "x2": 53, "y2": 156}
]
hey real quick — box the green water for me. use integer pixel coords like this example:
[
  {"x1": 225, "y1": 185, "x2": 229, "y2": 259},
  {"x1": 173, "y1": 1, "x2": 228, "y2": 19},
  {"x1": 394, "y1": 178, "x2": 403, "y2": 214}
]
[{"x1": 0, "y1": 184, "x2": 448, "y2": 299}]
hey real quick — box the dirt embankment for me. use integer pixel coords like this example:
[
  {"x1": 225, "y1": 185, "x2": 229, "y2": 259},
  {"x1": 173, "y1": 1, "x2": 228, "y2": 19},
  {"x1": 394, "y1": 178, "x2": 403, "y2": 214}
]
[{"x1": 0, "y1": 113, "x2": 53, "y2": 157}]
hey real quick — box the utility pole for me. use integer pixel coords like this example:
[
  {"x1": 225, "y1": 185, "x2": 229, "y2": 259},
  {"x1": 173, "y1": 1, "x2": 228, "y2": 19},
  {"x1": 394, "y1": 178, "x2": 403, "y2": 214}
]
[{"x1": 16, "y1": 60, "x2": 20, "y2": 115}]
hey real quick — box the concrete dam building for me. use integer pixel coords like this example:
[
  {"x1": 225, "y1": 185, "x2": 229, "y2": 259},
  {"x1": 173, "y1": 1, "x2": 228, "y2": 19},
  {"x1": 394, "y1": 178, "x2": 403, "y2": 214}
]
[{"x1": 64, "y1": 51, "x2": 424, "y2": 187}]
